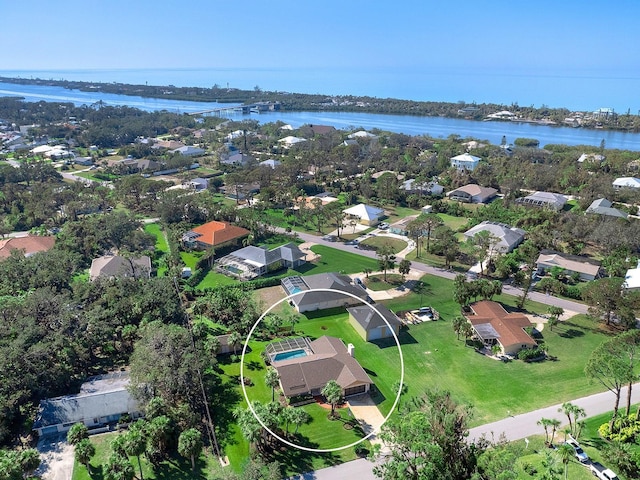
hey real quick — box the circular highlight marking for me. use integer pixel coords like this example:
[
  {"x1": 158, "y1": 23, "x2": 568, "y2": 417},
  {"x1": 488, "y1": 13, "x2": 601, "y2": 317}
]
[{"x1": 240, "y1": 287, "x2": 405, "y2": 452}]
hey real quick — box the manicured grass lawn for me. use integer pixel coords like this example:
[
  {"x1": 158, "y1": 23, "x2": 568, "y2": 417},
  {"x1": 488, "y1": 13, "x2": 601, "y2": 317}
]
[
  {"x1": 436, "y1": 212, "x2": 471, "y2": 232},
  {"x1": 358, "y1": 236, "x2": 407, "y2": 254},
  {"x1": 71, "y1": 431, "x2": 220, "y2": 480},
  {"x1": 306, "y1": 245, "x2": 379, "y2": 275},
  {"x1": 215, "y1": 336, "x2": 362, "y2": 475},
  {"x1": 364, "y1": 274, "x2": 404, "y2": 290},
  {"x1": 144, "y1": 223, "x2": 169, "y2": 253}
]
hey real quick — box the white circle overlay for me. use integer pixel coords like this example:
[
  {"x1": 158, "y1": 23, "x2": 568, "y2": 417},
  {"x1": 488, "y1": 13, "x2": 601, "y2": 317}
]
[{"x1": 240, "y1": 287, "x2": 405, "y2": 453}]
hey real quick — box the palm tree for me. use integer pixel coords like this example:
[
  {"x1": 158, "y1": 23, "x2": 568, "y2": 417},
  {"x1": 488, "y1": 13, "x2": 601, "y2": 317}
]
[
  {"x1": 558, "y1": 402, "x2": 585, "y2": 438},
  {"x1": 265, "y1": 367, "x2": 280, "y2": 402},
  {"x1": 460, "y1": 322, "x2": 474, "y2": 346},
  {"x1": 123, "y1": 420, "x2": 147, "y2": 480},
  {"x1": 178, "y1": 428, "x2": 203, "y2": 472},
  {"x1": 66, "y1": 422, "x2": 89, "y2": 445},
  {"x1": 322, "y1": 380, "x2": 342, "y2": 419},
  {"x1": 18, "y1": 448, "x2": 41, "y2": 478},
  {"x1": 557, "y1": 443, "x2": 574, "y2": 480},
  {"x1": 452, "y1": 316, "x2": 466, "y2": 340},
  {"x1": 290, "y1": 408, "x2": 310, "y2": 435},
  {"x1": 233, "y1": 407, "x2": 262, "y2": 452},
  {"x1": 104, "y1": 452, "x2": 135, "y2": 480},
  {"x1": 228, "y1": 331, "x2": 242, "y2": 356},
  {"x1": 74, "y1": 438, "x2": 95, "y2": 474}
]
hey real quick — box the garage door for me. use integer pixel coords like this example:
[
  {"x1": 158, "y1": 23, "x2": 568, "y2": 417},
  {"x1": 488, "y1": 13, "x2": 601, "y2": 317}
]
[{"x1": 344, "y1": 385, "x2": 366, "y2": 396}]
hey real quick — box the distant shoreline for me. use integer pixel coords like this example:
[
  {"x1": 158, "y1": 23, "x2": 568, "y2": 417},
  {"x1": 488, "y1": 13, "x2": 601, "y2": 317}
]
[{"x1": 1, "y1": 76, "x2": 639, "y2": 134}]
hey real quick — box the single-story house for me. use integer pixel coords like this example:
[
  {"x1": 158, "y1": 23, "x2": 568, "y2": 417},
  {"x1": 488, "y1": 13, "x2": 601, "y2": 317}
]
[
  {"x1": 0, "y1": 235, "x2": 56, "y2": 260},
  {"x1": 450, "y1": 153, "x2": 481, "y2": 171},
  {"x1": 171, "y1": 145, "x2": 205, "y2": 157},
  {"x1": 220, "y1": 152, "x2": 255, "y2": 166},
  {"x1": 613, "y1": 177, "x2": 640, "y2": 189},
  {"x1": 303, "y1": 124, "x2": 336, "y2": 136},
  {"x1": 400, "y1": 179, "x2": 444, "y2": 195},
  {"x1": 389, "y1": 215, "x2": 419, "y2": 236},
  {"x1": 342, "y1": 203, "x2": 385, "y2": 226},
  {"x1": 515, "y1": 191, "x2": 567, "y2": 211},
  {"x1": 585, "y1": 198, "x2": 628, "y2": 219},
  {"x1": 184, "y1": 177, "x2": 209, "y2": 191},
  {"x1": 463, "y1": 221, "x2": 526, "y2": 253},
  {"x1": 259, "y1": 159, "x2": 281, "y2": 169},
  {"x1": 347, "y1": 130, "x2": 378, "y2": 140},
  {"x1": 624, "y1": 261, "x2": 640, "y2": 291},
  {"x1": 347, "y1": 304, "x2": 402, "y2": 342},
  {"x1": 267, "y1": 336, "x2": 373, "y2": 398},
  {"x1": 89, "y1": 255, "x2": 152, "y2": 281},
  {"x1": 535, "y1": 250, "x2": 602, "y2": 281},
  {"x1": 281, "y1": 272, "x2": 368, "y2": 313},
  {"x1": 33, "y1": 371, "x2": 142, "y2": 437},
  {"x1": 465, "y1": 301, "x2": 537, "y2": 356},
  {"x1": 421, "y1": 205, "x2": 433, "y2": 214},
  {"x1": 153, "y1": 139, "x2": 184, "y2": 150},
  {"x1": 182, "y1": 221, "x2": 250, "y2": 250},
  {"x1": 448, "y1": 184, "x2": 498, "y2": 204},
  {"x1": 577, "y1": 153, "x2": 605, "y2": 164},
  {"x1": 74, "y1": 156, "x2": 94, "y2": 166},
  {"x1": 213, "y1": 334, "x2": 241, "y2": 355},
  {"x1": 278, "y1": 136, "x2": 307, "y2": 148},
  {"x1": 216, "y1": 243, "x2": 306, "y2": 280}
]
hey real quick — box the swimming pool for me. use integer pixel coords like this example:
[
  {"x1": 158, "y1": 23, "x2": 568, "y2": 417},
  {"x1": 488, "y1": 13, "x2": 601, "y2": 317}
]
[{"x1": 273, "y1": 349, "x2": 308, "y2": 362}]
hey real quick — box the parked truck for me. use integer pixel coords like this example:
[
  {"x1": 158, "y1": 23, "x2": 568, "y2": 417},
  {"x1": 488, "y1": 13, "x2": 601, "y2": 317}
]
[{"x1": 589, "y1": 462, "x2": 619, "y2": 480}]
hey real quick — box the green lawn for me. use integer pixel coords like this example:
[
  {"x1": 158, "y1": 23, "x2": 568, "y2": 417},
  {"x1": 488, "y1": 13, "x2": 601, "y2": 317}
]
[
  {"x1": 71, "y1": 431, "x2": 221, "y2": 480},
  {"x1": 358, "y1": 236, "x2": 407, "y2": 254},
  {"x1": 307, "y1": 245, "x2": 379, "y2": 275},
  {"x1": 436, "y1": 212, "x2": 471, "y2": 232},
  {"x1": 144, "y1": 223, "x2": 169, "y2": 253}
]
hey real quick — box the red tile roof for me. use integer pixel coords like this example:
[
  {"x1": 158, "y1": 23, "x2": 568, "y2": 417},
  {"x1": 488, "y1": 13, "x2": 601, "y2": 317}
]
[
  {"x1": 189, "y1": 221, "x2": 250, "y2": 247},
  {"x1": 0, "y1": 236, "x2": 56, "y2": 259}
]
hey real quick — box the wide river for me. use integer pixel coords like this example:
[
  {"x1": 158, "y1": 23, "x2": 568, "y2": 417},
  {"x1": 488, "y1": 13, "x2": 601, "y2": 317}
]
[{"x1": 3, "y1": 81, "x2": 640, "y2": 151}]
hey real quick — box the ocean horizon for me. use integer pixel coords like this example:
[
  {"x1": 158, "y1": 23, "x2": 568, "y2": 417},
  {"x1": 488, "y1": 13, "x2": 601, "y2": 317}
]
[{"x1": 1, "y1": 66, "x2": 640, "y2": 113}]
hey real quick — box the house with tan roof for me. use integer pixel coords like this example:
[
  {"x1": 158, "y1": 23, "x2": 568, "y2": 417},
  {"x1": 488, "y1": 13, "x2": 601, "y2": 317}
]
[
  {"x1": 181, "y1": 221, "x2": 250, "y2": 250},
  {"x1": 465, "y1": 301, "x2": 537, "y2": 355},
  {"x1": 448, "y1": 184, "x2": 498, "y2": 204},
  {"x1": 535, "y1": 250, "x2": 602, "y2": 281},
  {"x1": 0, "y1": 235, "x2": 56, "y2": 260},
  {"x1": 267, "y1": 336, "x2": 373, "y2": 398}
]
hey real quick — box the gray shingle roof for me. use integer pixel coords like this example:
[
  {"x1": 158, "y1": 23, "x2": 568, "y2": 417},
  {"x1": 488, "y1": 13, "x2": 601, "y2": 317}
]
[{"x1": 347, "y1": 304, "x2": 402, "y2": 331}]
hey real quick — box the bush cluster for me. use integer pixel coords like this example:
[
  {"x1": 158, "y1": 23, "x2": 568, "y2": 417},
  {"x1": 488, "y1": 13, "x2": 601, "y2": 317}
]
[
  {"x1": 517, "y1": 347, "x2": 546, "y2": 362},
  {"x1": 598, "y1": 415, "x2": 640, "y2": 443}
]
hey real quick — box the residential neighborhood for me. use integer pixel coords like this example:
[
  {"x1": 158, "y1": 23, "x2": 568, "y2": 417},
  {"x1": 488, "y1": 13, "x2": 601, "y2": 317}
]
[{"x1": 2, "y1": 88, "x2": 640, "y2": 480}]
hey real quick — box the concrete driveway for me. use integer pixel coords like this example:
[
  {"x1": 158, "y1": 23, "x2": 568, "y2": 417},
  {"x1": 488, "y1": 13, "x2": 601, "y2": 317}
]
[
  {"x1": 36, "y1": 435, "x2": 74, "y2": 480},
  {"x1": 347, "y1": 393, "x2": 386, "y2": 446}
]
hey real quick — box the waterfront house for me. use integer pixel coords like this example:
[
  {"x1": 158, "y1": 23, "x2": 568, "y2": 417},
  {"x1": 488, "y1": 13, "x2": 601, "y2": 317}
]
[{"x1": 450, "y1": 153, "x2": 481, "y2": 171}]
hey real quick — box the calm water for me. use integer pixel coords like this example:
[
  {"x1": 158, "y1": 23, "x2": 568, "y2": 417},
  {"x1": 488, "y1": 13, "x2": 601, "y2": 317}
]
[{"x1": 3, "y1": 77, "x2": 640, "y2": 151}]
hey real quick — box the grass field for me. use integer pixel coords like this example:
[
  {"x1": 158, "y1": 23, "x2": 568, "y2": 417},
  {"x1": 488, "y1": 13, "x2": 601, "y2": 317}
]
[
  {"x1": 144, "y1": 223, "x2": 169, "y2": 253},
  {"x1": 307, "y1": 245, "x2": 379, "y2": 275},
  {"x1": 358, "y1": 236, "x2": 407, "y2": 254}
]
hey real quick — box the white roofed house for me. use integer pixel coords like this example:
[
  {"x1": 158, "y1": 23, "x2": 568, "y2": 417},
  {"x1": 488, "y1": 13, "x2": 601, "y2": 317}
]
[
  {"x1": 585, "y1": 198, "x2": 628, "y2": 219},
  {"x1": 278, "y1": 136, "x2": 307, "y2": 148},
  {"x1": 463, "y1": 221, "x2": 526, "y2": 253},
  {"x1": 613, "y1": 177, "x2": 640, "y2": 189},
  {"x1": 170, "y1": 145, "x2": 205, "y2": 157},
  {"x1": 536, "y1": 250, "x2": 602, "y2": 281},
  {"x1": 342, "y1": 203, "x2": 385, "y2": 226},
  {"x1": 216, "y1": 243, "x2": 306, "y2": 280},
  {"x1": 624, "y1": 261, "x2": 640, "y2": 291},
  {"x1": 450, "y1": 153, "x2": 481, "y2": 171},
  {"x1": 32, "y1": 372, "x2": 142, "y2": 437},
  {"x1": 515, "y1": 191, "x2": 567, "y2": 211}
]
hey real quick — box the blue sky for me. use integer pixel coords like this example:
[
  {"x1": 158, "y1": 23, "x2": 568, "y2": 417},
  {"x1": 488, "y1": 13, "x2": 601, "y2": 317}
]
[{"x1": 2, "y1": 0, "x2": 639, "y2": 72}]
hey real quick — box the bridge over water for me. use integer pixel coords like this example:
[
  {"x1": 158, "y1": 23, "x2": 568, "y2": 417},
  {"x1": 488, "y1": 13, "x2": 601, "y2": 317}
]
[{"x1": 188, "y1": 101, "x2": 280, "y2": 117}]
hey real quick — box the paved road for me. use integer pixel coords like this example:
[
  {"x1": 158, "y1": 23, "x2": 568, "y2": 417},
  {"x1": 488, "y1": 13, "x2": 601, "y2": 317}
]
[
  {"x1": 469, "y1": 382, "x2": 640, "y2": 443},
  {"x1": 300, "y1": 383, "x2": 640, "y2": 479},
  {"x1": 285, "y1": 228, "x2": 589, "y2": 314}
]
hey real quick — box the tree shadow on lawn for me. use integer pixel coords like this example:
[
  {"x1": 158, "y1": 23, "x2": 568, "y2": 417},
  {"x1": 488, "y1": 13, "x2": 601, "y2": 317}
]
[
  {"x1": 151, "y1": 454, "x2": 208, "y2": 480},
  {"x1": 369, "y1": 329, "x2": 418, "y2": 349},
  {"x1": 267, "y1": 434, "x2": 342, "y2": 476},
  {"x1": 209, "y1": 379, "x2": 245, "y2": 450},
  {"x1": 556, "y1": 327, "x2": 585, "y2": 339}
]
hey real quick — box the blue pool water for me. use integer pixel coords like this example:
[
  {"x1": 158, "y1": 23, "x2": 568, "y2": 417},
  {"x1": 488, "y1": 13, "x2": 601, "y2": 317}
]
[{"x1": 273, "y1": 349, "x2": 307, "y2": 362}]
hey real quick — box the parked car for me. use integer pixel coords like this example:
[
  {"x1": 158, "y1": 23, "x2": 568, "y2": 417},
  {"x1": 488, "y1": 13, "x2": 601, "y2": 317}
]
[
  {"x1": 589, "y1": 462, "x2": 619, "y2": 480},
  {"x1": 378, "y1": 222, "x2": 389, "y2": 230},
  {"x1": 354, "y1": 278, "x2": 366, "y2": 289},
  {"x1": 566, "y1": 439, "x2": 588, "y2": 463}
]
